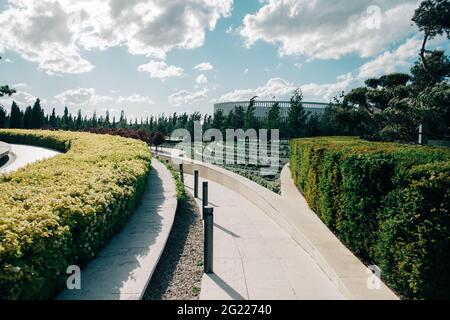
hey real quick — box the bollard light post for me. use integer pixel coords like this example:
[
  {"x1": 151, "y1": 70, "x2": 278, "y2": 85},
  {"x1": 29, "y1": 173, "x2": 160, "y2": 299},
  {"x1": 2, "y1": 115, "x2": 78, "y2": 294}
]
[
  {"x1": 202, "y1": 181, "x2": 208, "y2": 220},
  {"x1": 179, "y1": 163, "x2": 184, "y2": 183},
  {"x1": 204, "y1": 206, "x2": 214, "y2": 274},
  {"x1": 194, "y1": 170, "x2": 199, "y2": 198}
]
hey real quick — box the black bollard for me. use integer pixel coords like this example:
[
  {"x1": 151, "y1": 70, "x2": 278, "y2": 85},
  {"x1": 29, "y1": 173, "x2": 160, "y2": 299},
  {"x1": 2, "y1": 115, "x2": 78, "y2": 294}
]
[
  {"x1": 194, "y1": 170, "x2": 199, "y2": 198},
  {"x1": 202, "y1": 181, "x2": 208, "y2": 220},
  {"x1": 179, "y1": 163, "x2": 184, "y2": 183},
  {"x1": 204, "y1": 206, "x2": 214, "y2": 274}
]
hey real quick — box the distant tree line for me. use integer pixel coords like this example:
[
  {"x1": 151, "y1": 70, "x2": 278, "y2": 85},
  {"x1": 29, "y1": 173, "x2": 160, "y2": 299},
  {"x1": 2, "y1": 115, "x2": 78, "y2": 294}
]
[{"x1": 0, "y1": 91, "x2": 316, "y2": 140}]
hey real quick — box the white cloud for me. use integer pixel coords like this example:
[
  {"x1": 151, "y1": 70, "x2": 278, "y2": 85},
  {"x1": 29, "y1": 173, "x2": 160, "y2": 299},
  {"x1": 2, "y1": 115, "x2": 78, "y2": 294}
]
[
  {"x1": 0, "y1": 89, "x2": 42, "y2": 108},
  {"x1": 356, "y1": 36, "x2": 450, "y2": 79},
  {"x1": 196, "y1": 74, "x2": 208, "y2": 85},
  {"x1": 54, "y1": 88, "x2": 112, "y2": 106},
  {"x1": 301, "y1": 74, "x2": 360, "y2": 102},
  {"x1": 294, "y1": 63, "x2": 302, "y2": 69},
  {"x1": 118, "y1": 94, "x2": 155, "y2": 105},
  {"x1": 53, "y1": 88, "x2": 154, "y2": 109},
  {"x1": 3, "y1": 58, "x2": 13, "y2": 63},
  {"x1": 217, "y1": 77, "x2": 297, "y2": 102},
  {"x1": 217, "y1": 75, "x2": 360, "y2": 103},
  {"x1": 138, "y1": 60, "x2": 184, "y2": 79},
  {"x1": 240, "y1": 0, "x2": 420, "y2": 60},
  {"x1": 169, "y1": 88, "x2": 208, "y2": 107},
  {"x1": 0, "y1": 0, "x2": 232, "y2": 75},
  {"x1": 194, "y1": 62, "x2": 214, "y2": 71},
  {"x1": 12, "y1": 83, "x2": 30, "y2": 89},
  {"x1": 244, "y1": 68, "x2": 249, "y2": 74}
]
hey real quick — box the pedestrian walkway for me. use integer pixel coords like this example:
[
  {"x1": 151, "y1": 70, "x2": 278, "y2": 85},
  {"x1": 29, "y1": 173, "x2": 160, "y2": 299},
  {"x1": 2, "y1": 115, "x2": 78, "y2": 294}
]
[
  {"x1": 58, "y1": 159, "x2": 177, "y2": 300},
  {"x1": 0, "y1": 143, "x2": 60, "y2": 174},
  {"x1": 184, "y1": 174, "x2": 344, "y2": 300}
]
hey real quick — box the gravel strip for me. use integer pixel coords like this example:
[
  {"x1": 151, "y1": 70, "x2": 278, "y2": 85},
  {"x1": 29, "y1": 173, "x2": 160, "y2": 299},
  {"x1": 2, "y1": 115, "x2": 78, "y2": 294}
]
[{"x1": 143, "y1": 194, "x2": 204, "y2": 300}]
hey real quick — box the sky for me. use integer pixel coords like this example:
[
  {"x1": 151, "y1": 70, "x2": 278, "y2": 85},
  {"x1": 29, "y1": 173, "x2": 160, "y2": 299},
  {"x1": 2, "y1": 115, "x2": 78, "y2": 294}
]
[{"x1": 0, "y1": 0, "x2": 449, "y2": 120}]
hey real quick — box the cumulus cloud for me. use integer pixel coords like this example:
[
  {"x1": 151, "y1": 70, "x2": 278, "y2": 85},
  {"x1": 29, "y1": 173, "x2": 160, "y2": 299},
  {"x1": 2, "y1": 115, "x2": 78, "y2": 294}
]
[
  {"x1": 53, "y1": 88, "x2": 154, "y2": 109},
  {"x1": 0, "y1": 89, "x2": 43, "y2": 108},
  {"x1": 194, "y1": 62, "x2": 214, "y2": 71},
  {"x1": 54, "y1": 88, "x2": 113, "y2": 106},
  {"x1": 169, "y1": 88, "x2": 208, "y2": 107},
  {"x1": 240, "y1": 0, "x2": 420, "y2": 60},
  {"x1": 217, "y1": 78, "x2": 297, "y2": 101},
  {"x1": 196, "y1": 74, "x2": 208, "y2": 85},
  {"x1": 355, "y1": 36, "x2": 450, "y2": 79},
  {"x1": 301, "y1": 73, "x2": 360, "y2": 102},
  {"x1": 138, "y1": 60, "x2": 184, "y2": 79},
  {"x1": 0, "y1": 0, "x2": 232, "y2": 74},
  {"x1": 217, "y1": 75, "x2": 360, "y2": 103}
]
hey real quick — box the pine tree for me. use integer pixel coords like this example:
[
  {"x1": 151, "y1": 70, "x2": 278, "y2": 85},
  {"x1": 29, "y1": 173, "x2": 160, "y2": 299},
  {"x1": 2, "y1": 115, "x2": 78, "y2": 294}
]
[
  {"x1": 9, "y1": 101, "x2": 22, "y2": 128},
  {"x1": 287, "y1": 89, "x2": 308, "y2": 138},
  {"x1": 23, "y1": 106, "x2": 32, "y2": 129},
  {"x1": 267, "y1": 102, "x2": 281, "y2": 129},
  {"x1": 49, "y1": 108, "x2": 57, "y2": 128},
  {"x1": 76, "y1": 110, "x2": 82, "y2": 130},
  {"x1": 0, "y1": 105, "x2": 6, "y2": 128},
  {"x1": 31, "y1": 98, "x2": 43, "y2": 129}
]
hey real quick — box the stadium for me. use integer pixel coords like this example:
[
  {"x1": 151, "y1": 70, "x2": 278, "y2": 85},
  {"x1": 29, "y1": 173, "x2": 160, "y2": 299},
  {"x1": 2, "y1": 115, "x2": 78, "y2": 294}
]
[{"x1": 213, "y1": 100, "x2": 330, "y2": 120}]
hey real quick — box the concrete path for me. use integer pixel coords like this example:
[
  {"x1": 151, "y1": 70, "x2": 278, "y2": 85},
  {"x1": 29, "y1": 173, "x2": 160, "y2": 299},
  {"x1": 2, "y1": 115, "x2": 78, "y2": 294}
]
[
  {"x1": 184, "y1": 174, "x2": 344, "y2": 300},
  {"x1": 57, "y1": 159, "x2": 177, "y2": 300},
  {"x1": 0, "y1": 141, "x2": 10, "y2": 158},
  {"x1": 0, "y1": 143, "x2": 61, "y2": 174}
]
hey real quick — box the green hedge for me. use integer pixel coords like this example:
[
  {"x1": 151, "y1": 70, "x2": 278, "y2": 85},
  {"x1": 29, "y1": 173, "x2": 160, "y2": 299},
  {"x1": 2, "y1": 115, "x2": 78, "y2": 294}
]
[
  {"x1": 290, "y1": 137, "x2": 450, "y2": 299},
  {"x1": 0, "y1": 129, "x2": 152, "y2": 299}
]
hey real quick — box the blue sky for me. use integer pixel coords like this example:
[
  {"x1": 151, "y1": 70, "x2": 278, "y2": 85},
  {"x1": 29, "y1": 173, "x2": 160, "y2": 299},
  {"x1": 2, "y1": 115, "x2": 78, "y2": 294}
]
[{"x1": 0, "y1": 0, "x2": 448, "y2": 120}]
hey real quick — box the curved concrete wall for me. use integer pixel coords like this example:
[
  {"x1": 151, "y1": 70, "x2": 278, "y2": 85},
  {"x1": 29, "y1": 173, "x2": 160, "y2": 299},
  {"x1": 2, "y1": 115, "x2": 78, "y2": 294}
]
[{"x1": 158, "y1": 153, "x2": 398, "y2": 300}]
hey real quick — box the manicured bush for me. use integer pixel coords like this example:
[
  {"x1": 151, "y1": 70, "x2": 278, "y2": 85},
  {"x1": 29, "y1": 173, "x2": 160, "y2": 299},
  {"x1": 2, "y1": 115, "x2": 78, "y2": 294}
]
[
  {"x1": 0, "y1": 129, "x2": 152, "y2": 299},
  {"x1": 290, "y1": 137, "x2": 450, "y2": 299}
]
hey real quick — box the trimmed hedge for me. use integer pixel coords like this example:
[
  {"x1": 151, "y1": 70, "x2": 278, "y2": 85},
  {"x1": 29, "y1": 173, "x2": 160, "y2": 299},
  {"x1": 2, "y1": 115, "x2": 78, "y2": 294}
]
[
  {"x1": 0, "y1": 129, "x2": 152, "y2": 299},
  {"x1": 290, "y1": 137, "x2": 450, "y2": 299}
]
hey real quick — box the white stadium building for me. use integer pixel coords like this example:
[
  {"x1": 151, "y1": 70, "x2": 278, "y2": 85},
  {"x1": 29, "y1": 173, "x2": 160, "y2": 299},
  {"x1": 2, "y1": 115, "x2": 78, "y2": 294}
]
[{"x1": 213, "y1": 101, "x2": 330, "y2": 120}]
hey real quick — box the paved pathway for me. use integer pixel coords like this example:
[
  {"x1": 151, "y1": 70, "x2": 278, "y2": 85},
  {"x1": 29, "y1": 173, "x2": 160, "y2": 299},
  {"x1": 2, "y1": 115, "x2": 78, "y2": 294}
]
[
  {"x1": 0, "y1": 141, "x2": 10, "y2": 158},
  {"x1": 58, "y1": 159, "x2": 177, "y2": 300},
  {"x1": 0, "y1": 143, "x2": 61, "y2": 174},
  {"x1": 184, "y1": 174, "x2": 344, "y2": 300}
]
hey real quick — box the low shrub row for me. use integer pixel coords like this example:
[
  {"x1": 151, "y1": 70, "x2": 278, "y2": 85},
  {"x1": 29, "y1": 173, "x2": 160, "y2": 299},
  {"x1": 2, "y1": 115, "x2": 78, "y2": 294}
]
[
  {"x1": 290, "y1": 137, "x2": 450, "y2": 299},
  {"x1": 0, "y1": 129, "x2": 152, "y2": 299}
]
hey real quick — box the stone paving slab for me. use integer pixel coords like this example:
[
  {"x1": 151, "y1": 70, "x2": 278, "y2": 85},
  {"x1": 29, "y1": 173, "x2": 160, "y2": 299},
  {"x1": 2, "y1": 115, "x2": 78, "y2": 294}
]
[
  {"x1": 184, "y1": 175, "x2": 344, "y2": 301},
  {"x1": 57, "y1": 159, "x2": 177, "y2": 300}
]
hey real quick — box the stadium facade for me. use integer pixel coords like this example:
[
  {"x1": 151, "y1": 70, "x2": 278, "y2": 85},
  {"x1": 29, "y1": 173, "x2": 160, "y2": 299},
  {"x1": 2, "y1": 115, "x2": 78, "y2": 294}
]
[{"x1": 213, "y1": 101, "x2": 330, "y2": 120}]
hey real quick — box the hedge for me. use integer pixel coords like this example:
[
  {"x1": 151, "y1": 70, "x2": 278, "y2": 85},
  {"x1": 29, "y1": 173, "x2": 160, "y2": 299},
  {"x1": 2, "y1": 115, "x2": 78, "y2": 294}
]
[
  {"x1": 0, "y1": 129, "x2": 152, "y2": 299},
  {"x1": 290, "y1": 137, "x2": 450, "y2": 299}
]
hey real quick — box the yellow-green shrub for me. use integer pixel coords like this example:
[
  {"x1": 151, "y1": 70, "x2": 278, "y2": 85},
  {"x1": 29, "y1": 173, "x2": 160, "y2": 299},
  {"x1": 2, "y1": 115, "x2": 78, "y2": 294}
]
[
  {"x1": 0, "y1": 129, "x2": 152, "y2": 299},
  {"x1": 290, "y1": 137, "x2": 450, "y2": 299}
]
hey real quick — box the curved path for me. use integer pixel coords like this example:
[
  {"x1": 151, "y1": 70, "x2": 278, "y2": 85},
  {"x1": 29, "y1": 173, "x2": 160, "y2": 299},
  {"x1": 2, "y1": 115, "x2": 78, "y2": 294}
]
[
  {"x1": 0, "y1": 143, "x2": 61, "y2": 174},
  {"x1": 184, "y1": 174, "x2": 344, "y2": 300},
  {"x1": 58, "y1": 159, "x2": 177, "y2": 300},
  {"x1": 0, "y1": 141, "x2": 10, "y2": 158}
]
